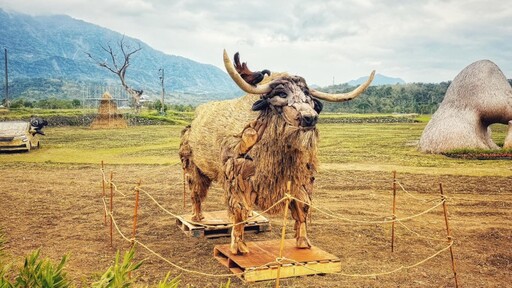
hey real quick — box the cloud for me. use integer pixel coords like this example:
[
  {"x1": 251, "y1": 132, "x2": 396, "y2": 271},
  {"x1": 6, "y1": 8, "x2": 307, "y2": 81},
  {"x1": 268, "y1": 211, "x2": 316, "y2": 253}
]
[{"x1": 1, "y1": 0, "x2": 511, "y2": 85}]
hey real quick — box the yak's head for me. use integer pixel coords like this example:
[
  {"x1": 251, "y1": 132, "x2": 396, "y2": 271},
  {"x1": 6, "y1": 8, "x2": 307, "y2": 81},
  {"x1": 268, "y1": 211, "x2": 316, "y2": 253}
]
[
  {"x1": 224, "y1": 50, "x2": 375, "y2": 129},
  {"x1": 253, "y1": 76, "x2": 321, "y2": 128}
]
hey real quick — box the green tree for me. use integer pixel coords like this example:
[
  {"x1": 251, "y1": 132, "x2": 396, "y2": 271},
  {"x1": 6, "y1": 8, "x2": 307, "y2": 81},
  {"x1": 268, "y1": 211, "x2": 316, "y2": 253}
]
[{"x1": 71, "y1": 99, "x2": 81, "y2": 108}]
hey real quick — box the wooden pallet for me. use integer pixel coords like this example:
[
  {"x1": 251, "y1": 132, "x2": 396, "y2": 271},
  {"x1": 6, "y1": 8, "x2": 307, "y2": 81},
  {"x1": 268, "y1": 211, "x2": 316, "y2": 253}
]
[
  {"x1": 175, "y1": 210, "x2": 271, "y2": 238},
  {"x1": 213, "y1": 239, "x2": 341, "y2": 282}
]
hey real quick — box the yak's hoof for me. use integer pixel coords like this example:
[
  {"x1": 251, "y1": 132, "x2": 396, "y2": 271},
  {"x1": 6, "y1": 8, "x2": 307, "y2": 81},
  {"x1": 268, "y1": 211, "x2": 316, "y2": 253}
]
[
  {"x1": 191, "y1": 213, "x2": 204, "y2": 222},
  {"x1": 230, "y1": 241, "x2": 250, "y2": 255},
  {"x1": 296, "y1": 237, "x2": 312, "y2": 249}
]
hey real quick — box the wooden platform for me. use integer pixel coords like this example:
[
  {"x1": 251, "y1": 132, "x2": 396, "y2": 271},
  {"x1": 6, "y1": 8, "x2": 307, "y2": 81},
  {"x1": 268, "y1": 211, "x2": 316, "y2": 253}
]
[
  {"x1": 175, "y1": 210, "x2": 271, "y2": 238},
  {"x1": 214, "y1": 239, "x2": 341, "y2": 282}
]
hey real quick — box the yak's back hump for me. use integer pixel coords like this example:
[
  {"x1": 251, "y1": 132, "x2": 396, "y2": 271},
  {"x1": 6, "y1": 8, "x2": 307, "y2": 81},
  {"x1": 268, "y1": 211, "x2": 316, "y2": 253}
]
[{"x1": 188, "y1": 94, "x2": 259, "y2": 180}]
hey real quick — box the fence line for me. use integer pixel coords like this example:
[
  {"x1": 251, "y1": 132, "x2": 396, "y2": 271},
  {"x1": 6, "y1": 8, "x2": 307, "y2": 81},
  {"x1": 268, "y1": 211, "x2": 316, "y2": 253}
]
[
  {"x1": 100, "y1": 163, "x2": 458, "y2": 283},
  {"x1": 100, "y1": 165, "x2": 447, "y2": 228},
  {"x1": 396, "y1": 181, "x2": 439, "y2": 203},
  {"x1": 101, "y1": 196, "x2": 455, "y2": 280},
  {"x1": 293, "y1": 196, "x2": 445, "y2": 225}
]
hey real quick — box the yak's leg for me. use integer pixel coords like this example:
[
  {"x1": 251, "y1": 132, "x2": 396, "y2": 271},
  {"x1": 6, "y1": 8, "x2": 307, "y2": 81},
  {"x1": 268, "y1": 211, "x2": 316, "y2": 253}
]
[
  {"x1": 228, "y1": 180, "x2": 252, "y2": 255},
  {"x1": 229, "y1": 199, "x2": 250, "y2": 255},
  {"x1": 179, "y1": 126, "x2": 211, "y2": 222},
  {"x1": 221, "y1": 120, "x2": 263, "y2": 255},
  {"x1": 290, "y1": 192, "x2": 312, "y2": 249},
  {"x1": 188, "y1": 166, "x2": 212, "y2": 222},
  {"x1": 225, "y1": 157, "x2": 255, "y2": 255}
]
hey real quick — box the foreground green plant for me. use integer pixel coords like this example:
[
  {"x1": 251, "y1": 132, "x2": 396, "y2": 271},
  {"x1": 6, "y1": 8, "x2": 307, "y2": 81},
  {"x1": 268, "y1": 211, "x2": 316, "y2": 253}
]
[
  {"x1": 155, "y1": 272, "x2": 180, "y2": 288},
  {"x1": 0, "y1": 242, "x2": 230, "y2": 287},
  {"x1": 0, "y1": 265, "x2": 13, "y2": 288},
  {"x1": 14, "y1": 250, "x2": 70, "y2": 288},
  {"x1": 0, "y1": 224, "x2": 228, "y2": 287},
  {"x1": 92, "y1": 247, "x2": 143, "y2": 288},
  {"x1": 0, "y1": 230, "x2": 5, "y2": 259}
]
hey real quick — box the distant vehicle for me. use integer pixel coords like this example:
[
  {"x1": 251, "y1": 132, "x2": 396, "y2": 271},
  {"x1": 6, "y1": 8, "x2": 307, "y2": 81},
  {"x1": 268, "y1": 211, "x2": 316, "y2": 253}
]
[{"x1": 0, "y1": 121, "x2": 41, "y2": 152}]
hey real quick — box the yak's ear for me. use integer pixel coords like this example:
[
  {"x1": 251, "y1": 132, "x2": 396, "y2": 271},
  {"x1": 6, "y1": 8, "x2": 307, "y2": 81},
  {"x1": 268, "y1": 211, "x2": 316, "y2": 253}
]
[
  {"x1": 252, "y1": 99, "x2": 269, "y2": 111},
  {"x1": 312, "y1": 98, "x2": 323, "y2": 114}
]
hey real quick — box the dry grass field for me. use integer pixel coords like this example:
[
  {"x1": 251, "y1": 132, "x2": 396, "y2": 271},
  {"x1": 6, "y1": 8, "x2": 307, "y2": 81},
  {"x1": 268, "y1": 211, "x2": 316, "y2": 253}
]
[{"x1": 0, "y1": 122, "x2": 511, "y2": 287}]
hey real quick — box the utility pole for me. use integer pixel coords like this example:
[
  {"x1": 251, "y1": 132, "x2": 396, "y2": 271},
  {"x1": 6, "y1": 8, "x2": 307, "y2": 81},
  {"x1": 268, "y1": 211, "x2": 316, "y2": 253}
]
[
  {"x1": 159, "y1": 68, "x2": 165, "y2": 115},
  {"x1": 4, "y1": 48, "x2": 8, "y2": 108}
]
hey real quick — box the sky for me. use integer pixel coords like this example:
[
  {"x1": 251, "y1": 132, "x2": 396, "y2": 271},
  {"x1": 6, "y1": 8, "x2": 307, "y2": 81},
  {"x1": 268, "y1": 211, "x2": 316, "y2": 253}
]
[{"x1": 1, "y1": 0, "x2": 511, "y2": 86}]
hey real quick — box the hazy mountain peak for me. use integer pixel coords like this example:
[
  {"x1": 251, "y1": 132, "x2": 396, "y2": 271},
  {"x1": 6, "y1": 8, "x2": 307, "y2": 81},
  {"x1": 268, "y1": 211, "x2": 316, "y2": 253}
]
[{"x1": 348, "y1": 73, "x2": 405, "y2": 86}]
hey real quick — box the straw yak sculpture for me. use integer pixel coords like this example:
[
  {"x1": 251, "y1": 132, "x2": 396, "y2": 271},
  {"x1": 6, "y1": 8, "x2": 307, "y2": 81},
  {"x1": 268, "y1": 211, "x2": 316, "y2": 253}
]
[
  {"x1": 419, "y1": 60, "x2": 512, "y2": 153},
  {"x1": 179, "y1": 50, "x2": 375, "y2": 254}
]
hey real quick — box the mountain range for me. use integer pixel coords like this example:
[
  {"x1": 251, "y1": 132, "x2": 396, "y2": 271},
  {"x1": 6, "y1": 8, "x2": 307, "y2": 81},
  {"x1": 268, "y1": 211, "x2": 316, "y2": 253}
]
[
  {"x1": 0, "y1": 9, "x2": 239, "y2": 104},
  {"x1": 0, "y1": 9, "x2": 406, "y2": 105}
]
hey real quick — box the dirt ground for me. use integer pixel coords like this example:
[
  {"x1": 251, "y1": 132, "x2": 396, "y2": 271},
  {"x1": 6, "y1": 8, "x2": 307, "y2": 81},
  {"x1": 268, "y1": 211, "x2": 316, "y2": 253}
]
[{"x1": 0, "y1": 162, "x2": 511, "y2": 287}]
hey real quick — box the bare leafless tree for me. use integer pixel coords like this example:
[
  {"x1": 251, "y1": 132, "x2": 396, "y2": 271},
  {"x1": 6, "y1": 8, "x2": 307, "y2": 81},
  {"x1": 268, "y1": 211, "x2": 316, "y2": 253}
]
[{"x1": 86, "y1": 36, "x2": 143, "y2": 112}]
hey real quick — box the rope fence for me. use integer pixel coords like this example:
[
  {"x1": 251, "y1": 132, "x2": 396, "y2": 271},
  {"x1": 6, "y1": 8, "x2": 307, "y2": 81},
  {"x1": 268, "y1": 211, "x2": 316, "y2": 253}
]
[{"x1": 100, "y1": 163, "x2": 460, "y2": 287}]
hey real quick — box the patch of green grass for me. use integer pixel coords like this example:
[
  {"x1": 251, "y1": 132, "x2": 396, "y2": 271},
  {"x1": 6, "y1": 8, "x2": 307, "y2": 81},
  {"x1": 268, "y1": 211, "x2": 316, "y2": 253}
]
[
  {"x1": 0, "y1": 120, "x2": 510, "y2": 176},
  {"x1": 0, "y1": 125, "x2": 183, "y2": 165},
  {"x1": 321, "y1": 112, "x2": 418, "y2": 119},
  {"x1": 317, "y1": 122, "x2": 511, "y2": 176}
]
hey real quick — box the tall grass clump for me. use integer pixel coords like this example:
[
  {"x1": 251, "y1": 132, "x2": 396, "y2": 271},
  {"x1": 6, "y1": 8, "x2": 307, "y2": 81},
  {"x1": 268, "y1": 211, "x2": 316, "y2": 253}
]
[
  {"x1": 0, "y1": 229, "x2": 5, "y2": 259},
  {"x1": 0, "y1": 239, "x2": 230, "y2": 287},
  {"x1": 14, "y1": 250, "x2": 70, "y2": 288},
  {"x1": 91, "y1": 247, "x2": 143, "y2": 288}
]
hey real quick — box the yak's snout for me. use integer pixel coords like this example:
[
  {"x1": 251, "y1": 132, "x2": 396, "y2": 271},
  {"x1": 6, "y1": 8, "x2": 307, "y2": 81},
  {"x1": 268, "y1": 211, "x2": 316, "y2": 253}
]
[{"x1": 301, "y1": 114, "x2": 318, "y2": 127}]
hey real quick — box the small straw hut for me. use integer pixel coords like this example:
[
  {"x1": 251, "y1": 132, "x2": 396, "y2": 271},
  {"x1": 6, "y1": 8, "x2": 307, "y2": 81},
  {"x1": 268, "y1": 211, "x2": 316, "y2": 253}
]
[{"x1": 90, "y1": 92, "x2": 128, "y2": 129}]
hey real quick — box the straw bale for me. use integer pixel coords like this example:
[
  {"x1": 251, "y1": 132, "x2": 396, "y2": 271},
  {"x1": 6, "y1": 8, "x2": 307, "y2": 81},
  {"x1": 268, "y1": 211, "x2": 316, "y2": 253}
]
[{"x1": 90, "y1": 92, "x2": 128, "y2": 129}]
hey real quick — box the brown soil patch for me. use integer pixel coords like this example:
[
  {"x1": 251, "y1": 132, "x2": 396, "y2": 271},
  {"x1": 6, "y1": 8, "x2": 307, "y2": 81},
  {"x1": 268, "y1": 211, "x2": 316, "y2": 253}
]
[{"x1": 0, "y1": 163, "x2": 511, "y2": 287}]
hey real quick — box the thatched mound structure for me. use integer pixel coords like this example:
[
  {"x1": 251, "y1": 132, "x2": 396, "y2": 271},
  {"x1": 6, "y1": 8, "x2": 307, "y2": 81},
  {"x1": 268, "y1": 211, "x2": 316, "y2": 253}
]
[
  {"x1": 90, "y1": 92, "x2": 127, "y2": 129},
  {"x1": 419, "y1": 60, "x2": 512, "y2": 153},
  {"x1": 504, "y1": 121, "x2": 512, "y2": 149}
]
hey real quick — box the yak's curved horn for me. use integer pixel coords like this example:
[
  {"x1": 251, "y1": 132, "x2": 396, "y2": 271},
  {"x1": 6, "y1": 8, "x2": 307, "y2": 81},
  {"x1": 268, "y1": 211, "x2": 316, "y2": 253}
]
[
  {"x1": 310, "y1": 70, "x2": 376, "y2": 102},
  {"x1": 223, "y1": 49, "x2": 272, "y2": 95}
]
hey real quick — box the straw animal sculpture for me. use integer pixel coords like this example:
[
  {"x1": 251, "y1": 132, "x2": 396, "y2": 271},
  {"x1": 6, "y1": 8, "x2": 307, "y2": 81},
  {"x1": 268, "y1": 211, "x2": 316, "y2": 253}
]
[
  {"x1": 419, "y1": 60, "x2": 512, "y2": 153},
  {"x1": 180, "y1": 50, "x2": 375, "y2": 254}
]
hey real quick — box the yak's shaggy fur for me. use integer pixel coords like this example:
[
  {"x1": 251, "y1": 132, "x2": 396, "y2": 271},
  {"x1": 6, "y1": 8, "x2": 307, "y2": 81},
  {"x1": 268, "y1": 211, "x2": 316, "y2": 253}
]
[
  {"x1": 237, "y1": 110, "x2": 318, "y2": 214},
  {"x1": 180, "y1": 72, "x2": 317, "y2": 214},
  {"x1": 179, "y1": 72, "x2": 319, "y2": 253},
  {"x1": 419, "y1": 60, "x2": 512, "y2": 153}
]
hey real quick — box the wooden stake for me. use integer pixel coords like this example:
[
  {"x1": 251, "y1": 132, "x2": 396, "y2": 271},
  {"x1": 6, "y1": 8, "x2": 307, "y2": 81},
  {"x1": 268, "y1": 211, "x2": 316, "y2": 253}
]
[
  {"x1": 101, "y1": 161, "x2": 106, "y2": 225},
  {"x1": 110, "y1": 171, "x2": 114, "y2": 247},
  {"x1": 439, "y1": 183, "x2": 459, "y2": 288},
  {"x1": 132, "y1": 179, "x2": 141, "y2": 246},
  {"x1": 391, "y1": 170, "x2": 397, "y2": 252},
  {"x1": 276, "y1": 181, "x2": 292, "y2": 288}
]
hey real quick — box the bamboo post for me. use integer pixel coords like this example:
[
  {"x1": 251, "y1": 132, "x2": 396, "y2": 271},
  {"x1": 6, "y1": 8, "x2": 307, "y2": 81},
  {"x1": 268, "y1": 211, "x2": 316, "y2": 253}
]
[
  {"x1": 132, "y1": 179, "x2": 141, "y2": 246},
  {"x1": 275, "y1": 181, "x2": 292, "y2": 288},
  {"x1": 439, "y1": 183, "x2": 459, "y2": 288},
  {"x1": 101, "y1": 161, "x2": 106, "y2": 225},
  {"x1": 109, "y1": 171, "x2": 114, "y2": 247},
  {"x1": 391, "y1": 170, "x2": 397, "y2": 252}
]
